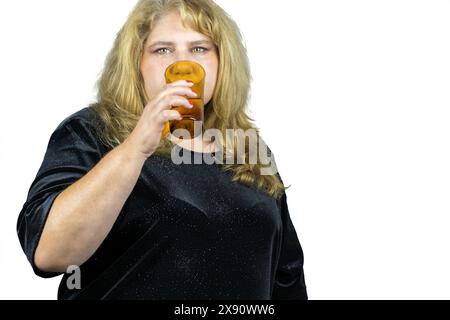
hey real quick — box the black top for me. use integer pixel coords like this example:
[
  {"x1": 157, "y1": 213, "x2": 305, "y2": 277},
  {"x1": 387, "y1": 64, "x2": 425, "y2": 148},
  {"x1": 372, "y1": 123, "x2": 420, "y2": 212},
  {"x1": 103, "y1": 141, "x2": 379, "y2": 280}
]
[{"x1": 16, "y1": 107, "x2": 307, "y2": 300}]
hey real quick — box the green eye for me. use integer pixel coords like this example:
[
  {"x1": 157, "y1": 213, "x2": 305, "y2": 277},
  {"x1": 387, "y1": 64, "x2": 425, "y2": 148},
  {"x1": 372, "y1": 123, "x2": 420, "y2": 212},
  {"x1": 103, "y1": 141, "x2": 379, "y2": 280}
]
[
  {"x1": 193, "y1": 47, "x2": 208, "y2": 53},
  {"x1": 154, "y1": 48, "x2": 171, "y2": 54}
]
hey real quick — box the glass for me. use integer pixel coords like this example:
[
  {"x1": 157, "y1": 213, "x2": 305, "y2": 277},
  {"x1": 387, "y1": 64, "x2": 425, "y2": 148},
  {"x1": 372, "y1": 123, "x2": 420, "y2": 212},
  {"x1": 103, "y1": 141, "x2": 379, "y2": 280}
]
[{"x1": 163, "y1": 60, "x2": 206, "y2": 139}]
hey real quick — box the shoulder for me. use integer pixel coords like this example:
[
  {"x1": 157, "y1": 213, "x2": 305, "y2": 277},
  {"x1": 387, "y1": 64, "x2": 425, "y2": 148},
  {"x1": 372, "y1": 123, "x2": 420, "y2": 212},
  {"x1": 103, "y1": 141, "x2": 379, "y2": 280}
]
[
  {"x1": 54, "y1": 106, "x2": 102, "y2": 132},
  {"x1": 48, "y1": 106, "x2": 109, "y2": 154}
]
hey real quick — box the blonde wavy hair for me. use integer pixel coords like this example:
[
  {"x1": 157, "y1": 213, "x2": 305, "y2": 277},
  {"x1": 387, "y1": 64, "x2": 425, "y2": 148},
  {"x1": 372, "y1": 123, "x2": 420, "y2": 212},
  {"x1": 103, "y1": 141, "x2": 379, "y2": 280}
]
[{"x1": 90, "y1": 0, "x2": 288, "y2": 199}]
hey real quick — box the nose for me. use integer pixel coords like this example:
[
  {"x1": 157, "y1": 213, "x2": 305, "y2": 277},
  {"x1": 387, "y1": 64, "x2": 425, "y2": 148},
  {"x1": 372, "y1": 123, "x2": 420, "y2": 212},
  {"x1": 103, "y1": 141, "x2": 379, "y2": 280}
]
[{"x1": 170, "y1": 61, "x2": 195, "y2": 77}]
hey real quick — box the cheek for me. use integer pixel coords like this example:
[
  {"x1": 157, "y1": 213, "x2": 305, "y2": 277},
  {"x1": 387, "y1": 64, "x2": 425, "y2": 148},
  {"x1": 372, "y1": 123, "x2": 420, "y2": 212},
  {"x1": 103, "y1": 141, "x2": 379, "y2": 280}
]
[
  {"x1": 141, "y1": 55, "x2": 163, "y2": 78},
  {"x1": 140, "y1": 56, "x2": 165, "y2": 100},
  {"x1": 204, "y1": 61, "x2": 218, "y2": 84},
  {"x1": 141, "y1": 61, "x2": 167, "y2": 92}
]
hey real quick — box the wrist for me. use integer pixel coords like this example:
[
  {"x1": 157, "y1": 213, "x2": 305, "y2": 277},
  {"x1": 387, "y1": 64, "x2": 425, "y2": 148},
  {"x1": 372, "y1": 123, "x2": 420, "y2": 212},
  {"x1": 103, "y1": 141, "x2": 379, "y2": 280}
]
[{"x1": 119, "y1": 139, "x2": 152, "y2": 164}]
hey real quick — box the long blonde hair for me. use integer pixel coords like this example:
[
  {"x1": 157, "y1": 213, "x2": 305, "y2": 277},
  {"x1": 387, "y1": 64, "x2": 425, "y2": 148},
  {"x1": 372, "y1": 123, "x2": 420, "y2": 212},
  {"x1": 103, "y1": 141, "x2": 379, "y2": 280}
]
[{"x1": 90, "y1": 0, "x2": 288, "y2": 199}]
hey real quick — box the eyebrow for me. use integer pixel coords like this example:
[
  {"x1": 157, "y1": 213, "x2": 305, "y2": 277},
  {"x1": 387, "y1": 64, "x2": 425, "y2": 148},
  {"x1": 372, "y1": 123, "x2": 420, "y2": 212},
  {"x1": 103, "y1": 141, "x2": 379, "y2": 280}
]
[{"x1": 148, "y1": 40, "x2": 213, "y2": 48}]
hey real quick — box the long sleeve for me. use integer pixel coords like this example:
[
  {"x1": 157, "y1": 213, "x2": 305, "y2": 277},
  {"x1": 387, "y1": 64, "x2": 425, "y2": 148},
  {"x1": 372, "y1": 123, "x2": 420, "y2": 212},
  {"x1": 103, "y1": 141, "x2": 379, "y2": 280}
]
[
  {"x1": 16, "y1": 114, "x2": 104, "y2": 278},
  {"x1": 271, "y1": 183, "x2": 308, "y2": 300}
]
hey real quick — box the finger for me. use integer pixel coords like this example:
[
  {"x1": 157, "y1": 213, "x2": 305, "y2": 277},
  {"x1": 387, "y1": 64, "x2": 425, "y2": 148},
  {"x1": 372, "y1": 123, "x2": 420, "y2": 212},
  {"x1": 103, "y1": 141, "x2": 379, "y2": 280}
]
[
  {"x1": 156, "y1": 87, "x2": 197, "y2": 103},
  {"x1": 159, "y1": 109, "x2": 183, "y2": 122},
  {"x1": 167, "y1": 79, "x2": 194, "y2": 87},
  {"x1": 157, "y1": 95, "x2": 193, "y2": 112}
]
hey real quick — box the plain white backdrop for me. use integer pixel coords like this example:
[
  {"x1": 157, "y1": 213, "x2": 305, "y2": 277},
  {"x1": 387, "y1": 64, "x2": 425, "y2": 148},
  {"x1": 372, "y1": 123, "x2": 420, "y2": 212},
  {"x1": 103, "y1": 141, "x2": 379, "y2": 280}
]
[{"x1": 2, "y1": 0, "x2": 450, "y2": 300}]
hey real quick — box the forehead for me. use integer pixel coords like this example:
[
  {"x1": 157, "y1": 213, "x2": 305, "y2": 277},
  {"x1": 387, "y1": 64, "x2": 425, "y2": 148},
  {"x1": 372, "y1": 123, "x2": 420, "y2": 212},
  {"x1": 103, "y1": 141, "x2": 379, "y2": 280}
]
[
  {"x1": 147, "y1": 12, "x2": 211, "y2": 45},
  {"x1": 150, "y1": 11, "x2": 196, "y2": 36}
]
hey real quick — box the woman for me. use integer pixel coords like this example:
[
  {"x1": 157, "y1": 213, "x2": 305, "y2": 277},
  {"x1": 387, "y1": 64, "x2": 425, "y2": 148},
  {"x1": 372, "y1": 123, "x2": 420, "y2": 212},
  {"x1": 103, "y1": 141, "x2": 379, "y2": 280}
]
[{"x1": 16, "y1": 0, "x2": 307, "y2": 300}]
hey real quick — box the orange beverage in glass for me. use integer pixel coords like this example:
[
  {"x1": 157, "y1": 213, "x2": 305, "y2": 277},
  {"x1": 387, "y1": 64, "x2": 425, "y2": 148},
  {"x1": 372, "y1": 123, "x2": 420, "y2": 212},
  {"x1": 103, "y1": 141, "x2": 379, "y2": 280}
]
[{"x1": 162, "y1": 60, "x2": 205, "y2": 139}]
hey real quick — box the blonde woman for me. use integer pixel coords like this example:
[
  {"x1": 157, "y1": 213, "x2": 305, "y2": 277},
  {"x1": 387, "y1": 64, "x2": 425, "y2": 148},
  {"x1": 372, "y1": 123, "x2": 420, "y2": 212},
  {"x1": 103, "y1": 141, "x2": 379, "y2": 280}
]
[{"x1": 17, "y1": 0, "x2": 307, "y2": 300}]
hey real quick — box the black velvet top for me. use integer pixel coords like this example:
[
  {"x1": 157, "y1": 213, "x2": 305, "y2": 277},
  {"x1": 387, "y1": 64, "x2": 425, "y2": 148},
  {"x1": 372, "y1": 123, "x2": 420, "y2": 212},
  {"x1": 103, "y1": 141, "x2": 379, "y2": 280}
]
[{"x1": 16, "y1": 107, "x2": 307, "y2": 300}]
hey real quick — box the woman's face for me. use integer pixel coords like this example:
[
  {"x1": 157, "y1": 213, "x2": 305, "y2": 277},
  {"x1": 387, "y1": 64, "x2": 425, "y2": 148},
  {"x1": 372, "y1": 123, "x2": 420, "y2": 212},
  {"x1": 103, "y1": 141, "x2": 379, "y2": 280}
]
[{"x1": 140, "y1": 11, "x2": 219, "y2": 106}]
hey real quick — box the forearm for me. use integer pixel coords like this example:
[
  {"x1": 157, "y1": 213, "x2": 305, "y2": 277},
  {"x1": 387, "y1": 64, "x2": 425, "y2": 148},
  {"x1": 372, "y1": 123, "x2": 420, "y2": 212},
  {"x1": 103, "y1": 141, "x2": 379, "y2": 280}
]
[{"x1": 34, "y1": 141, "x2": 147, "y2": 272}]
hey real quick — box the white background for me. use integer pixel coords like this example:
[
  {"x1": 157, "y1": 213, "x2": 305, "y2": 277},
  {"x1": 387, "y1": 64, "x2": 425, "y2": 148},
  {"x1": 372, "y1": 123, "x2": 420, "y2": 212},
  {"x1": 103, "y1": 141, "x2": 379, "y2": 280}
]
[{"x1": 2, "y1": 0, "x2": 450, "y2": 300}]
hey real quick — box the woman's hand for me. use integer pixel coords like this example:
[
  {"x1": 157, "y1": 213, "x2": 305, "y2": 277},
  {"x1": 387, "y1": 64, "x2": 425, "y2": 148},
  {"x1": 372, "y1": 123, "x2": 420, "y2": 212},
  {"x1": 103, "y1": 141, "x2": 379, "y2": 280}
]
[{"x1": 123, "y1": 80, "x2": 197, "y2": 160}]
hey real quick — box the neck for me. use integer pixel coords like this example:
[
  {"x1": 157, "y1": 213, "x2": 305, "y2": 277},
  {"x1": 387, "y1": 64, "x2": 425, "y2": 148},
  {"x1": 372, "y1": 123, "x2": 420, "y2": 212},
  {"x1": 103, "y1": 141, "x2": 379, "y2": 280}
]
[{"x1": 168, "y1": 134, "x2": 217, "y2": 153}]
